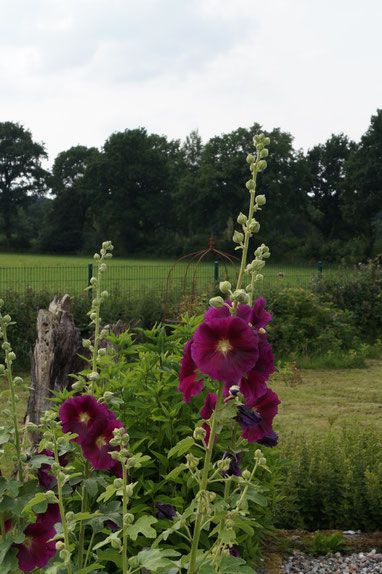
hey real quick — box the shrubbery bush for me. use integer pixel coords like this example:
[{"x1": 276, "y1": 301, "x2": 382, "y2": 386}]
[{"x1": 273, "y1": 424, "x2": 382, "y2": 531}]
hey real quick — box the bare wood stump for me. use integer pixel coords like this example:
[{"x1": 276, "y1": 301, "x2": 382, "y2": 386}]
[{"x1": 27, "y1": 295, "x2": 86, "y2": 433}]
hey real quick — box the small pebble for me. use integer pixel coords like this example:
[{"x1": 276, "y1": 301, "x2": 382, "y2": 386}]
[{"x1": 282, "y1": 548, "x2": 382, "y2": 574}]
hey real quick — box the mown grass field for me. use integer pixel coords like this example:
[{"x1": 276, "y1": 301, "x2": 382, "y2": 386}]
[{"x1": 0, "y1": 252, "x2": 352, "y2": 296}]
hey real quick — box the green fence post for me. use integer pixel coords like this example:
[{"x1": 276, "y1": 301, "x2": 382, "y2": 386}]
[
  {"x1": 88, "y1": 263, "x2": 93, "y2": 299},
  {"x1": 214, "y1": 260, "x2": 219, "y2": 282}
]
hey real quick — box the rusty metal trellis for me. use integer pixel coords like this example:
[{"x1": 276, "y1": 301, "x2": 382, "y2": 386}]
[{"x1": 163, "y1": 234, "x2": 239, "y2": 321}]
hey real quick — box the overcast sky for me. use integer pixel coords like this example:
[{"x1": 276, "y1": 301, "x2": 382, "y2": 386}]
[{"x1": 0, "y1": 0, "x2": 381, "y2": 165}]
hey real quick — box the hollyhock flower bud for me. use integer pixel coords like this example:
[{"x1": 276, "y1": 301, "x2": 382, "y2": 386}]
[
  {"x1": 219, "y1": 281, "x2": 232, "y2": 294},
  {"x1": 232, "y1": 289, "x2": 250, "y2": 305},
  {"x1": 242, "y1": 469, "x2": 251, "y2": 480},
  {"x1": 209, "y1": 296, "x2": 225, "y2": 309},
  {"x1": 258, "y1": 160, "x2": 267, "y2": 171},
  {"x1": 256, "y1": 143, "x2": 264, "y2": 152},
  {"x1": 256, "y1": 194, "x2": 266, "y2": 205},
  {"x1": 233, "y1": 230, "x2": 244, "y2": 244},
  {"x1": 193, "y1": 426, "x2": 207, "y2": 441},
  {"x1": 260, "y1": 148, "x2": 269, "y2": 158},
  {"x1": 246, "y1": 154, "x2": 255, "y2": 164},
  {"x1": 237, "y1": 212, "x2": 247, "y2": 225},
  {"x1": 3, "y1": 314, "x2": 11, "y2": 323},
  {"x1": 55, "y1": 541, "x2": 65, "y2": 550},
  {"x1": 245, "y1": 179, "x2": 255, "y2": 191},
  {"x1": 248, "y1": 220, "x2": 260, "y2": 233},
  {"x1": 264, "y1": 137, "x2": 270, "y2": 145}
]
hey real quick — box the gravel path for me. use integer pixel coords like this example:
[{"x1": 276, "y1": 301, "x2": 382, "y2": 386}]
[{"x1": 282, "y1": 549, "x2": 382, "y2": 573}]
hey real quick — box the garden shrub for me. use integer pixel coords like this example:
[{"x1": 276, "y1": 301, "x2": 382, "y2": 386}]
[
  {"x1": 266, "y1": 287, "x2": 358, "y2": 358},
  {"x1": 316, "y1": 257, "x2": 382, "y2": 339},
  {"x1": 273, "y1": 423, "x2": 382, "y2": 531}
]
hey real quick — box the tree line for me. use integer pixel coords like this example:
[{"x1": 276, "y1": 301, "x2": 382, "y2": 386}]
[{"x1": 1, "y1": 111, "x2": 381, "y2": 262}]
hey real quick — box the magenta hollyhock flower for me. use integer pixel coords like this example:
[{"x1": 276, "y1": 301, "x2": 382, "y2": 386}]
[
  {"x1": 221, "y1": 452, "x2": 242, "y2": 477},
  {"x1": 257, "y1": 431, "x2": 278, "y2": 447},
  {"x1": 59, "y1": 395, "x2": 115, "y2": 445},
  {"x1": 178, "y1": 340, "x2": 205, "y2": 402},
  {"x1": 82, "y1": 418, "x2": 125, "y2": 471},
  {"x1": 236, "y1": 388, "x2": 280, "y2": 444},
  {"x1": 14, "y1": 504, "x2": 61, "y2": 572},
  {"x1": 248, "y1": 297, "x2": 272, "y2": 330},
  {"x1": 239, "y1": 370, "x2": 268, "y2": 407},
  {"x1": 253, "y1": 333, "x2": 275, "y2": 380},
  {"x1": 191, "y1": 316, "x2": 259, "y2": 386}
]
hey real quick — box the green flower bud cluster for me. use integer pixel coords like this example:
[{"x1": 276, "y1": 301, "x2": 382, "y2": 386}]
[
  {"x1": 232, "y1": 289, "x2": 250, "y2": 305},
  {"x1": 186, "y1": 453, "x2": 200, "y2": 470},
  {"x1": 209, "y1": 296, "x2": 225, "y2": 309},
  {"x1": 195, "y1": 490, "x2": 214, "y2": 515},
  {"x1": 193, "y1": 426, "x2": 207, "y2": 442},
  {"x1": 254, "y1": 243, "x2": 271, "y2": 260}
]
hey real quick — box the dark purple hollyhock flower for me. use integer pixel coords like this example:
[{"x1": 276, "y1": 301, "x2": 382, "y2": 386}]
[
  {"x1": 253, "y1": 333, "x2": 275, "y2": 380},
  {"x1": 154, "y1": 502, "x2": 177, "y2": 520},
  {"x1": 59, "y1": 395, "x2": 115, "y2": 445},
  {"x1": 106, "y1": 520, "x2": 119, "y2": 531},
  {"x1": 236, "y1": 388, "x2": 280, "y2": 443},
  {"x1": 221, "y1": 452, "x2": 242, "y2": 477},
  {"x1": 256, "y1": 431, "x2": 278, "y2": 447},
  {"x1": 191, "y1": 316, "x2": 259, "y2": 385},
  {"x1": 178, "y1": 340, "x2": 205, "y2": 402},
  {"x1": 82, "y1": 418, "x2": 125, "y2": 471},
  {"x1": 248, "y1": 297, "x2": 272, "y2": 330},
  {"x1": 200, "y1": 392, "x2": 217, "y2": 420},
  {"x1": 14, "y1": 504, "x2": 61, "y2": 572},
  {"x1": 228, "y1": 546, "x2": 240, "y2": 557},
  {"x1": 239, "y1": 371, "x2": 268, "y2": 408},
  {"x1": 36, "y1": 449, "x2": 70, "y2": 489}
]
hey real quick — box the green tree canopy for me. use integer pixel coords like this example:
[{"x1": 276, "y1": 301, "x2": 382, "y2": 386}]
[{"x1": 0, "y1": 122, "x2": 47, "y2": 247}]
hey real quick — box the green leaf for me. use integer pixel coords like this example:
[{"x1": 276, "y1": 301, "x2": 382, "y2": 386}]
[
  {"x1": 167, "y1": 437, "x2": 194, "y2": 458},
  {"x1": 84, "y1": 477, "x2": 99, "y2": 498},
  {"x1": 22, "y1": 492, "x2": 51, "y2": 515},
  {"x1": 126, "y1": 515, "x2": 158, "y2": 541},
  {"x1": 246, "y1": 487, "x2": 267, "y2": 507},
  {"x1": 97, "y1": 549, "x2": 122, "y2": 568},
  {"x1": 29, "y1": 454, "x2": 53, "y2": 468},
  {"x1": 137, "y1": 548, "x2": 180, "y2": 571},
  {"x1": 165, "y1": 463, "x2": 187, "y2": 482},
  {"x1": 97, "y1": 484, "x2": 117, "y2": 504},
  {"x1": 73, "y1": 565, "x2": 105, "y2": 574}
]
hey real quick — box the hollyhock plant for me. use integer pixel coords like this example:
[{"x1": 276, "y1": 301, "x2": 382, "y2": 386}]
[
  {"x1": 81, "y1": 417, "x2": 125, "y2": 471},
  {"x1": 59, "y1": 395, "x2": 115, "y2": 445},
  {"x1": 235, "y1": 388, "x2": 280, "y2": 444},
  {"x1": 191, "y1": 316, "x2": 259, "y2": 388},
  {"x1": 248, "y1": 296, "x2": 272, "y2": 330},
  {"x1": 178, "y1": 340, "x2": 205, "y2": 402}
]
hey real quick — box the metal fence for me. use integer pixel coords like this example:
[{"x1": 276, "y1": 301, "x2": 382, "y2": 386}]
[{"x1": 0, "y1": 261, "x2": 333, "y2": 298}]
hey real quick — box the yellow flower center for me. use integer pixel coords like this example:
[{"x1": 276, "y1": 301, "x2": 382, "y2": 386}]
[
  {"x1": 24, "y1": 536, "x2": 33, "y2": 548},
  {"x1": 79, "y1": 412, "x2": 91, "y2": 423},
  {"x1": 217, "y1": 338, "x2": 232, "y2": 355},
  {"x1": 96, "y1": 435, "x2": 107, "y2": 448}
]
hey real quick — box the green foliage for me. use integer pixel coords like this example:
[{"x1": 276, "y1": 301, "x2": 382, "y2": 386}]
[
  {"x1": 308, "y1": 531, "x2": 348, "y2": 556},
  {"x1": 316, "y1": 257, "x2": 382, "y2": 339},
  {"x1": 274, "y1": 423, "x2": 382, "y2": 531},
  {"x1": 267, "y1": 287, "x2": 358, "y2": 358}
]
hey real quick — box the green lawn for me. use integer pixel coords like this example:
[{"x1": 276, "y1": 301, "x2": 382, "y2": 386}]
[
  {"x1": 271, "y1": 358, "x2": 382, "y2": 437},
  {"x1": 0, "y1": 252, "x2": 351, "y2": 296}
]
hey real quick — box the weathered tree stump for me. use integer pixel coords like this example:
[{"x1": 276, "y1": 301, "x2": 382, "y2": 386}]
[{"x1": 26, "y1": 295, "x2": 86, "y2": 432}]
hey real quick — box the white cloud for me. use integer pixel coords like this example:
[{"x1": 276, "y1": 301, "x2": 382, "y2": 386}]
[{"x1": 0, "y1": 0, "x2": 381, "y2": 163}]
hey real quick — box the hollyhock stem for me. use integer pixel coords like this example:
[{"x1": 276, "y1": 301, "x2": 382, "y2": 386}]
[
  {"x1": 234, "y1": 157, "x2": 259, "y2": 302},
  {"x1": 187, "y1": 381, "x2": 224, "y2": 574},
  {"x1": 53, "y1": 439, "x2": 73, "y2": 574},
  {"x1": 77, "y1": 462, "x2": 90, "y2": 568},
  {"x1": 122, "y1": 459, "x2": 128, "y2": 574},
  {"x1": 0, "y1": 313, "x2": 23, "y2": 481}
]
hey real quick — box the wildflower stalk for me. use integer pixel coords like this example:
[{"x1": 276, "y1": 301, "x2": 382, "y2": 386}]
[
  {"x1": 187, "y1": 381, "x2": 224, "y2": 574},
  {"x1": 0, "y1": 308, "x2": 23, "y2": 481},
  {"x1": 234, "y1": 155, "x2": 260, "y2": 297},
  {"x1": 122, "y1": 458, "x2": 129, "y2": 574},
  {"x1": 52, "y1": 437, "x2": 73, "y2": 574},
  {"x1": 77, "y1": 461, "x2": 90, "y2": 568}
]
